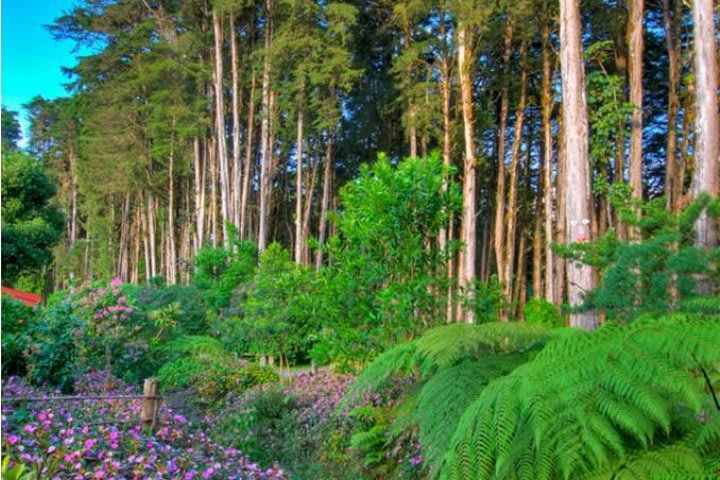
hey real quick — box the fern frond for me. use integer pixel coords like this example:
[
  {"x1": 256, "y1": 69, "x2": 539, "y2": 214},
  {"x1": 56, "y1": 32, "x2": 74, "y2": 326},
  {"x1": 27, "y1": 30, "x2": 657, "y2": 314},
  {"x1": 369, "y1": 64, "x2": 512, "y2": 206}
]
[
  {"x1": 579, "y1": 444, "x2": 705, "y2": 480},
  {"x1": 440, "y1": 315, "x2": 720, "y2": 480},
  {"x1": 416, "y1": 354, "x2": 528, "y2": 477}
]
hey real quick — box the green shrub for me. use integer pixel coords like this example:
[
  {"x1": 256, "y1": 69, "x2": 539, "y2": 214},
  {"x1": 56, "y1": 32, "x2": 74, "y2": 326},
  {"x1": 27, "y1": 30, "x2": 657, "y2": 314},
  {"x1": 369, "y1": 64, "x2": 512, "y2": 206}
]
[
  {"x1": 524, "y1": 298, "x2": 564, "y2": 328},
  {"x1": 1, "y1": 295, "x2": 35, "y2": 376}
]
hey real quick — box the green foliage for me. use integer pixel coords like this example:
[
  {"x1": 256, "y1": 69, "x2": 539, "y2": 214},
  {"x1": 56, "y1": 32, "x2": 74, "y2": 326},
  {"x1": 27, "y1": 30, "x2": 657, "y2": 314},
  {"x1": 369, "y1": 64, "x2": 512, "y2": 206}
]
[
  {"x1": 313, "y1": 153, "x2": 461, "y2": 369},
  {"x1": 0, "y1": 295, "x2": 36, "y2": 376},
  {"x1": 240, "y1": 243, "x2": 316, "y2": 362},
  {"x1": 460, "y1": 277, "x2": 507, "y2": 324},
  {"x1": 440, "y1": 311, "x2": 720, "y2": 480},
  {"x1": 1, "y1": 107, "x2": 22, "y2": 151},
  {"x1": 129, "y1": 284, "x2": 208, "y2": 334},
  {"x1": 24, "y1": 297, "x2": 83, "y2": 392},
  {"x1": 1, "y1": 456, "x2": 34, "y2": 480},
  {"x1": 193, "y1": 237, "x2": 258, "y2": 312},
  {"x1": 158, "y1": 335, "x2": 278, "y2": 408},
  {"x1": 562, "y1": 196, "x2": 719, "y2": 322},
  {"x1": 1, "y1": 151, "x2": 64, "y2": 285},
  {"x1": 524, "y1": 298, "x2": 564, "y2": 328}
]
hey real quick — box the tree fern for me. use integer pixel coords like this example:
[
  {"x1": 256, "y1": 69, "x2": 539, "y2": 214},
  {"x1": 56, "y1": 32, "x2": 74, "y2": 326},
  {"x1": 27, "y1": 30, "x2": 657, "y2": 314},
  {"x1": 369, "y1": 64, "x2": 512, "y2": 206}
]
[
  {"x1": 440, "y1": 314, "x2": 720, "y2": 480},
  {"x1": 416, "y1": 354, "x2": 529, "y2": 477},
  {"x1": 346, "y1": 323, "x2": 551, "y2": 403}
]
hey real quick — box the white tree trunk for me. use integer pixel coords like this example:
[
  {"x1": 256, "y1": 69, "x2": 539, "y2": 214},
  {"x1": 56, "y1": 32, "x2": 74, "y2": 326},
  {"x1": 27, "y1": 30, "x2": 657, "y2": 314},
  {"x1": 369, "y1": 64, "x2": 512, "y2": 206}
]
[{"x1": 560, "y1": 0, "x2": 597, "y2": 330}]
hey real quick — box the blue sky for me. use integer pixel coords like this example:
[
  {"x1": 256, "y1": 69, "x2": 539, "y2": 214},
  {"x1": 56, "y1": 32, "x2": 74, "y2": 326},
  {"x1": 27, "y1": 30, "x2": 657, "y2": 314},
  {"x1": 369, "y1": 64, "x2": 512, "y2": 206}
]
[{"x1": 2, "y1": 0, "x2": 81, "y2": 144}]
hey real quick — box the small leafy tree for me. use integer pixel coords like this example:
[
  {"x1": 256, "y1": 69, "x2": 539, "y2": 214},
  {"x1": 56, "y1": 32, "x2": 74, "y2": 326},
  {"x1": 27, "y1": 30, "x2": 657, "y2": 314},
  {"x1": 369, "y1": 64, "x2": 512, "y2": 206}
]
[
  {"x1": 73, "y1": 277, "x2": 138, "y2": 391},
  {"x1": 313, "y1": 153, "x2": 460, "y2": 369}
]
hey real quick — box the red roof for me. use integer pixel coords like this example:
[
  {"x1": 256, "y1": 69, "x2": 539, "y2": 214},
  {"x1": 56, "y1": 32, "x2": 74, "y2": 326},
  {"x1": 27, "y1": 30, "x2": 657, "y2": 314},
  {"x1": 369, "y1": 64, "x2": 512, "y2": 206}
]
[{"x1": 1, "y1": 286, "x2": 42, "y2": 307}]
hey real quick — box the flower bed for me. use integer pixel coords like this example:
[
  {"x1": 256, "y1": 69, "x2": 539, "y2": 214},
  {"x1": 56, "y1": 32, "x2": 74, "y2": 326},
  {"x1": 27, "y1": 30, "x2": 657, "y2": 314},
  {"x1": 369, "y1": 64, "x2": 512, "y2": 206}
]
[{"x1": 1, "y1": 377, "x2": 286, "y2": 479}]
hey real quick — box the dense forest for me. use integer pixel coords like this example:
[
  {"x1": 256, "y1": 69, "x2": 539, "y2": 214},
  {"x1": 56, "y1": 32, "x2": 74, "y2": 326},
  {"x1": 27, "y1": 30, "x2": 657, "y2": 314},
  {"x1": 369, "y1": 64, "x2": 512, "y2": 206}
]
[{"x1": 1, "y1": 0, "x2": 719, "y2": 478}]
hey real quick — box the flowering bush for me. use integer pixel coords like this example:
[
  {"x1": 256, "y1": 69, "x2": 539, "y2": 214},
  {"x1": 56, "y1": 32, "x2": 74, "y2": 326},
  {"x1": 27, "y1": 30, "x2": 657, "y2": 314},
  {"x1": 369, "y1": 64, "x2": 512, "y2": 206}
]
[{"x1": 1, "y1": 376, "x2": 286, "y2": 479}]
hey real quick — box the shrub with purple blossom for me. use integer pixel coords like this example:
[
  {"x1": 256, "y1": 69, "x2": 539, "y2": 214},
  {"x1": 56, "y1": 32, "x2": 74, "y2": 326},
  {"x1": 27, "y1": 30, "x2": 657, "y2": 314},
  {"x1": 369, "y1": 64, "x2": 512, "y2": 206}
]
[{"x1": 1, "y1": 377, "x2": 286, "y2": 479}]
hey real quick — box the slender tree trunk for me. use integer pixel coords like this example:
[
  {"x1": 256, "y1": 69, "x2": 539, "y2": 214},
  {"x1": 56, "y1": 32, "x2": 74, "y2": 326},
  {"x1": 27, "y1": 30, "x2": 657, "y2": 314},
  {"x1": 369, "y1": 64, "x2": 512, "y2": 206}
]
[
  {"x1": 663, "y1": 0, "x2": 681, "y2": 210},
  {"x1": 628, "y1": 0, "x2": 644, "y2": 239},
  {"x1": 167, "y1": 145, "x2": 176, "y2": 284},
  {"x1": 241, "y1": 72, "x2": 257, "y2": 240},
  {"x1": 147, "y1": 192, "x2": 157, "y2": 278},
  {"x1": 691, "y1": 0, "x2": 719, "y2": 287},
  {"x1": 213, "y1": 9, "x2": 230, "y2": 243},
  {"x1": 302, "y1": 154, "x2": 318, "y2": 266},
  {"x1": 193, "y1": 136, "x2": 205, "y2": 253},
  {"x1": 209, "y1": 138, "x2": 218, "y2": 246},
  {"x1": 294, "y1": 110, "x2": 304, "y2": 263},
  {"x1": 69, "y1": 147, "x2": 79, "y2": 245},
  {"x1": 541, "y1": 14, "x2": 556, "y2": 304},
  {"x1": 438, "y1": 2, "x2": 454, "y2": 323},
  {"x1": 614, "y1": 0, "x2": 628, "y2": 240},
  {"x1": 560, "y1": 0, "x2": 597, "y2": 330},
  {"x1": 494, "y1": 20, "x2": 513, "y2": 294},
  {"x1": 503, "y1": 42, "x2": 528, "y2": 307},
  {"x1": 457, "y1": 25, "x2": 477, "y2": 324},
  {"x1": 533, "y1": 181, "x2": 544, "y2": 300},
  {"x1": 258, "y1": 0, "x2": 274, "y2": 252},
  {"x1": 315, "y1": 133, "x2": 333, "y2": 270},
  {"x1": 230, "y1": 14, "x2": 243, "y2": 228},
  {"x1": 118, "y1": 193, "x2": 131, "y2": 281}
]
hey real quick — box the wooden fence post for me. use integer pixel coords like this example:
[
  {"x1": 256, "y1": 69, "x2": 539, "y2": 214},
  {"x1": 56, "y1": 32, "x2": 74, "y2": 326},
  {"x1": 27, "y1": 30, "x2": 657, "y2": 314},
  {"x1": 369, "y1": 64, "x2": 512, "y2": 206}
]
[{"x1": 140, "y1": 378, "x2": 160, "y2": 431}]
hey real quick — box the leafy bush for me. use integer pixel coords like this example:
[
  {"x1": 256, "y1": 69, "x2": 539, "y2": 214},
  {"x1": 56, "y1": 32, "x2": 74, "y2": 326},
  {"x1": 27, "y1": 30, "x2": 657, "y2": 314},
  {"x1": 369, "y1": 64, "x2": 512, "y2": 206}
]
[
  {"x1": 193, "y1": 235, "x2": 257, "y2": 312},
  {"x1": 129, "y1": 284, "x2": 208, "y2": 335},
  {"x1": 524, "y1": 298, "x2": 564, "y2": 328},
  {"x1": 158, "y1": 335, "x2": 279, "y2": 408},
  {"x1": 1, "y1": 295, "x2": 36, "y2": 376}
]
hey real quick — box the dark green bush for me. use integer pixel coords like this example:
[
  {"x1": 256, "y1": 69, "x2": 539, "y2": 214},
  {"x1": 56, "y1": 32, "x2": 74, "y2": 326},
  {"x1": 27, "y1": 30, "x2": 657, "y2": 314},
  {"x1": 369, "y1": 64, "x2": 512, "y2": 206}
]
[{"x1": 1, "y1": 295, "x2": 36, "y2": 376}]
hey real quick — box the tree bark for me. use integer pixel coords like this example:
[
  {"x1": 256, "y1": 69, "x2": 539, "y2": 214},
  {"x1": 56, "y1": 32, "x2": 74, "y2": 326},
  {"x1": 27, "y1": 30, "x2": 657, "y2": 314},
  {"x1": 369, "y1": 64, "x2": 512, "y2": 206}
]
[
  {"x1": 493, "y1": 20, "x2": 513, "y2": 295},
  {"x1": 230, "y1": 14, "x2": 243, "y2": 229},
  {"x1": 258, "y1": 0, "x2": 274, "y2": 252},
  {"x1": 457, "y1": 25, "x2": 477, "y2": 324},
  {"x1": 541, "y1": 12, "x2": 556, "y2": 304},
  {"x1": 691, "y1": 0, "x2": 719, "y2": 280},
  {"x1": 315, "y1": 133, "x2": 333, "y2": 270},
  {"x1": 241, "y1": 72, "x2": 257, "y2": 240},
  {"x1": 628, "y1": 0, "x2": 644, "y2": 239},
  {"x1": 503, "y1": 42, "x2": 528, "y2": 308},
  {"x1": 560, "y1": 0, "x2": 597, "y2": 330},
  {"x1": 294, "y1": 110, "x2": 304, "y2": 264},
  {"x1": 663, "y1": 0, "x2": 681, "y2": 210},
  {"x1": 212, "y1": 9, "x2": 230, "y2": 244},
  {"x1": 193, "y1": 136, "x2": 205, "y2": 253}
]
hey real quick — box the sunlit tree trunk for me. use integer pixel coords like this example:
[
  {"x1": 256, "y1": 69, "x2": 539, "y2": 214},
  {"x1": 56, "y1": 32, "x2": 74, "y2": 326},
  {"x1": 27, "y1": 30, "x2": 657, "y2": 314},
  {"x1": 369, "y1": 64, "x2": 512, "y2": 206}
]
[
  {"x1": 628, "y1": 0, "x2": 644, "y2": 240},
  {"x1": 503, "y1": 42, "x2": 528, "y2": 309},
  {"x1": 212, "y1": 9, "x2": 230, "y2": 243},
  {"x1": 560, "y1": 0, "x2": 597, "y2": 330},
  {"x1": 230, "y1": 14, "x2": 243, "y2": 229},
  {"x1": 541, "y1": 12, "x2": 555, "y2": 304},
  {"x1": 193, "y1": 136, "x2": 205, "y2": 253},
  {"x1": 691, "y1": 0, "x2": 719, "y2": 293},
  {"x1": 294, "y1": 110, "x2": 304, "y2": 264},
  {"x1": 493, "y1": 20, "x2": 513, "y2": 298},
  {"x1": 258, "y1": 0, "x2": 274, "y2": 252},
  {"x1": 457, "y1": 25, "x2": 476, "y2": 324}
]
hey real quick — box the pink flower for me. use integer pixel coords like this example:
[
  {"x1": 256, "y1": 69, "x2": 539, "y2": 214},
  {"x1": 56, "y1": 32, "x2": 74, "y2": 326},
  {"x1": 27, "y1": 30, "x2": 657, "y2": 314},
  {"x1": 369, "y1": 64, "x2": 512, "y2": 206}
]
[
  {"x1": 110, "y1": 277, "x2": 122, "y2": 287},
  {"x1": 7, "y1": 435, "x2": 19, "y2": 444}
]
